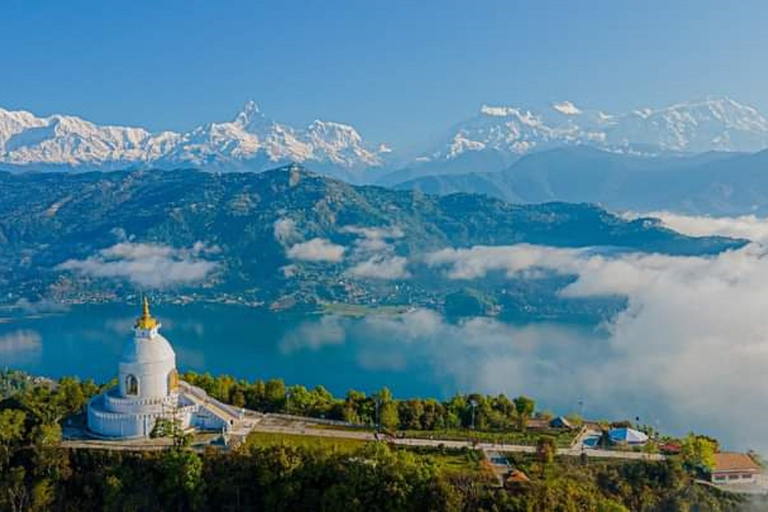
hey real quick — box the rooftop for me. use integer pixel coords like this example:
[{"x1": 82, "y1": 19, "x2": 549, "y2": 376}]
[{"x1": 713, "y1": 453, "x2": 761, "y2": 473}]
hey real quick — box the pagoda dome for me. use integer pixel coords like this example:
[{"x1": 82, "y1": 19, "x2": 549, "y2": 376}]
[
  {"x1": 87, "y1": 298, "x2": 236, "y2": 440},
  {"x1": 117, "y1": 298, "x2": 178, "y2": 400},
  {"x1": 120, "y1": 332, "x2": 175, "y2": 364}
]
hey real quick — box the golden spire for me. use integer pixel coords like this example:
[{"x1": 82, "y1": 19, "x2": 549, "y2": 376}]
[{"x1": 135, "y1": 296, "x2": 158, "y2": 330}]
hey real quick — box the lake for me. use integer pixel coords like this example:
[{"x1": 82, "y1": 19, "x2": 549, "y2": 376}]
[
  {"x1": 0, "y1": 303, "x2": 455, "y2": 398},
  {"x1": 0, "y1": 302, "x2": 760, "y2": 452}
]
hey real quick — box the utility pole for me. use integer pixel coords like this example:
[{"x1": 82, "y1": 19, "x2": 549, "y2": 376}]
[{"x1": 470, "y1": 399, "x2": 478, "y2": 430}]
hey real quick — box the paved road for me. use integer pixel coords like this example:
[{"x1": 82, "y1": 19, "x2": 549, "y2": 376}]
[
  {"x1": 62, "y1": 408, "x2": 664, "y2": 462},
  {"x1": 253, "y1": 417, "x2": 665, "y2": 462}
]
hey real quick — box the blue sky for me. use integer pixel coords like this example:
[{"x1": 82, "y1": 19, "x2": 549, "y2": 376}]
[{"x1": 2, "y1": 0, "x2": 767, "y2": 150}]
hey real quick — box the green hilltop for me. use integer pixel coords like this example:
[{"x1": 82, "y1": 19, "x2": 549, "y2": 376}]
[{"x1": 0, "y1": 165, "x2": 746, "y2": 319}]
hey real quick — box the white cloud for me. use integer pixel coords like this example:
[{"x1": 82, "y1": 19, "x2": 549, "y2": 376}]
[
  {"x1": 425, "y1": 244, "x2": 585, "y2": 280},
  {"x1": 293, "y1": 225, "x2": 768, "y2": 453},
  {"x1": 0, "y1": 330, "x2": 42, "y2": 362},
  {"x1": 14, "y1": 298, "x2": 69, "y2": 314},
  {"x1": 273, "y1": 218, "x2": 299, "y2": 244},
  {"x1": 342, "y1": 225, "x2": 404, "y2": 255},
  {"x1": 553, "y1": 101, "x2": 582, "y2": 116},
  {"x1": 353, "y1": 237, "x2": 391, "y2": 254},
  {"x1": 287, "y1": 238, "x2": 345, "y2": 263},
  {"x1": 625, "y1": 211, "x2": 768, "y2": 244},
  {"x1": 341, "y1": 224, "x2": 408, "y2": 279},
  {"x1": 340, "y1": 225, "x2": 404, "y2": 241},
  {"x1": 428, "y1": 242, "x2": 768, "y2": 452},
  {"x1": 347, "y1": 255, "x2": 410, "y2": 280},
  {"x1": 279, "y1": 316, "x2": 347, "y2": 353},
  {"x1": 57, "y1": 241, "x2": 218, "y2": 288},
  {"x1": 360, "y1": 286, "x2": 768, "y2": 453}
]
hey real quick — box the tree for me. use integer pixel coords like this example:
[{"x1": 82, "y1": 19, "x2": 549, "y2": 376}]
[
  {"x1": 514, "y1": 395, "x2": 536, "y2": 428},
  {"x1": 244, "y1": 379, "x2": 266, "y2": 410},
  {"x1": 150, "y1": 418, "x2": 174, "y2": 439},
  {"x1": 231, "y1": 388, "x2": 246, "y2": 408},
  {"x1": 0, "y1": 466, "x2": 28, "y2": 512},
  {"x1": 680, "y1": 433, "x2": 717, "y2": 471},
  {"x1": 159, "y1": 449, "x2": 204, "y2": 510},
  {"x1": 374, "y1": 388, "x2": 399, "y2": 431},
  {"x1": 380, "y1": 401, "x2": 400, "y2": 431},
  {"x1": 31, "y1": 424, "x2": 65, "y2": 481},
  {"x1": 536, "y1": 436, "x2": 556, "y2": 466},
  {"x1": 398, "y1": 399, "x2": 425, "y2": 430},
  {"x1": 0, "y1": 409, "x2": 26, "y2": 468},
  {"x1": 30, "y1": 479, "x2": 55, "y2": 511},
  {"x1": 213, "y1": 375, "x2": 236, "y2": 403},
  {"x1": 56, "y1": 377, "x2": 86, "y2": 416},
  {"x1": 264, "y1": 379, "x2": 286, "y2": 411}
]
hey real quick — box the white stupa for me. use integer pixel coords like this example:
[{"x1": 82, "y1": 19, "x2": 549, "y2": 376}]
[{"x1": 87, "y1": 298, "x2": 240, "y2": 439}]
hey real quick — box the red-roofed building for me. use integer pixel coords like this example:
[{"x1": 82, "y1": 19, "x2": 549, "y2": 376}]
[{"x1": 710, "y1": 452, "x2": 761, "y2": 484}]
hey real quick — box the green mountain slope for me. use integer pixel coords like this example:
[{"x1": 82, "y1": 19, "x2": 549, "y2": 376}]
[{"x1": 0, "y1": 165, "x2": 746, "y2": 316}]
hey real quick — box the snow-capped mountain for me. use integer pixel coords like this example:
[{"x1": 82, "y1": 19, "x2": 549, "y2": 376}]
[
  {"x1": 0, "y1": 107, "x2": 181, "y2": 170},
  {"x1": 426, "y1": 97, "x2": 768, "y2": 161},
  {"x1": 0, "y1": 101, "x2": 387, "y2": 177},
  {"x1": 3, "y1": 97, "x2": 768, "y2": 179}
]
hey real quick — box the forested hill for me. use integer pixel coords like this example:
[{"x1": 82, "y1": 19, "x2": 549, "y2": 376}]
[{"x1": 0, "y1": 165, "x2": 746, "y2": 309}]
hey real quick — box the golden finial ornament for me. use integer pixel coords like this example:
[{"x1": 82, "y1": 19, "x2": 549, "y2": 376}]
[{"x1": 135, "y1": 296, "x2": 159, "y2": 330}]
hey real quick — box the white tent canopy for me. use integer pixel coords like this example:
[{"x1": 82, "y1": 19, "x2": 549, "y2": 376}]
[{"x1": 608, "y1": 427, "x2": 649, "y2": 444}]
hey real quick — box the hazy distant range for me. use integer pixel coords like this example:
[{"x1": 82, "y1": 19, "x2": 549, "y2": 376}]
[{"x1": 3, "y1": 97, "x2": 768, "y2": 215}]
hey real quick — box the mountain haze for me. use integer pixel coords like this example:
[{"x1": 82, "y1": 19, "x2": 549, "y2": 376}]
[
  {"x1": 397, "y1": 146, "x2": 768, "y2": 215},
  {"x1": 423, "y1": 97, "x2": 768, "y2": 162}
]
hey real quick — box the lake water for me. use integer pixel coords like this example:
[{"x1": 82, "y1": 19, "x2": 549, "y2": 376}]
[
  {"x1": 1, "y1": 302, "x2": 761, "y2": 452},
  {"x1": 0, "y1": 304, "x2": 462, "y2": 398}
]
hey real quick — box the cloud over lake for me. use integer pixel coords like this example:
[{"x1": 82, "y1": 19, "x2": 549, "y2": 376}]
[
  {"x1": 285, "y1": 216, "x2": 768, "y2": 454},
  {"x1": 0, "y1": 330, "x2": 43, "y2": 363}
]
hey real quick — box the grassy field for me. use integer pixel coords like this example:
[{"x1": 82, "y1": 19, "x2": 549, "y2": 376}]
[
  {"x1": 245, "y1": 431, "x2": 367, "y2": 453},
  {"x1": 401, "y1": 428, "x2": 578, "y2": 448},
  {"x1": 320, "y1": 302, "x2": 412, "y2": 317},
  {"x1": 244, "y1": 431, "x2": 485, "y2": 473}
]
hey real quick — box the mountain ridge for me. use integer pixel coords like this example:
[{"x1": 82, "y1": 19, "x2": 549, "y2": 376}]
[
  {"x1": 396, "y1": 146, "x2": 768, "y2": 215},
  {"x1": 0, "y1": 102, "x2": 388, "y2": 179},
  {"x1": 3, "y1": 97, "x2": 768, "y2": 181},
  {"x1": 0, "y1": 164, "x2": 746, "y2": 313},
  {"x1": 421, "y1": 97, "x2": 768, "y2": 164}
]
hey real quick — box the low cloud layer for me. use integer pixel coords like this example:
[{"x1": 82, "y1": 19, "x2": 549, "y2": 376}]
[
  {"x1": 426, "y1": 244, "x2": 585, "y2": 280},
  {"x1": 343, "y1": 224, "x2": 409, "y2": 280},
  {"x1": 348, "y1": 255, "x2": 410, "y2": 280},
  {"x1": 626, "y1": 211, "x2": 768, "y2": 244},
  {"x1": 58, "y1": 241, "x2": 218, "y2": 288},
  {"x1": 288, "y1": 228, "x2": 768, "y2": 453},
  {"x1": 274, "y1": 221, "x2": 410, "y2": 277},
  {"x1": 280, "y1": 316, "x2": 347, "y2": 354},
  {"x1": 272, "y1": 215, "x2": 768, "y2": 451},
  {"x1": 275, "y1": 217, "x2": 346, "y2": 264},
  {"x1": 287, "y1": 238, "x2": 346, "y2": 263},
  {"x1": 14, "y1": 298, "x2": 69, "y2": 314}
]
